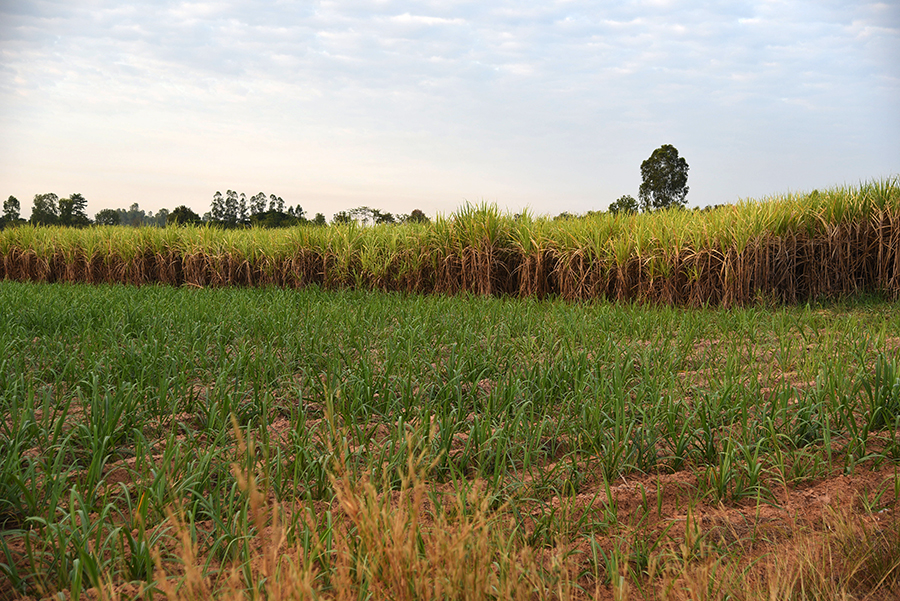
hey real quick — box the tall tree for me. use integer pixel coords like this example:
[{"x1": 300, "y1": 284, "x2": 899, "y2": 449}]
[
  {"x1": 211, "y1": 191, "x2": 226, "y2": 222},
  {"x1": 58, "y1": 193, "x2": 91, "y2": 226},
  {"x1": 287, "y1": 205, "x2": 305, "y2": 220},
  {"x1": 638, "y1": 144, "x2": 689, "y2": 212},
  {"x1": 238, "y1": 193, "x2": 248, "y2": 223},
  {"x1": 224, "y1": 190, "x2": 239, "y2": 224},
  {"x1": 268, "y1": 194, "x2": 284, "y2": 213},
  {"x1": 3, "y1": 196, "x2": 21, "y2": 223},
  {"x1": 30, "y1": 193, "x2": 59, "y2": 225},
  {"x1": 250, "y1": 192, "x2": 267, "y2": 216}
]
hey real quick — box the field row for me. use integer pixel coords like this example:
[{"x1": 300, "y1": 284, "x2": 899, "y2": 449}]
[
  {"x1": 1, "y1": 179, "x2": 899, "y2": 305},
  {"x1": 1, "y1": 282, "x2": 899, "y2": 598}
]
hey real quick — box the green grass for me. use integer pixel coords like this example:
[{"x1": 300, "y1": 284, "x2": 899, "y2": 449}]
[{"x1": 1, "y1": 281, "x2": 899, "y2": 599}]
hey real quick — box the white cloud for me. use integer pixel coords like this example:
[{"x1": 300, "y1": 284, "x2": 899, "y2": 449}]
[
  {"x1": 0, "y1": 0, "x2": 897, "y2": 218},
  {"x1": 389, "y1": 13, "x2": 466, "y2": 26}
]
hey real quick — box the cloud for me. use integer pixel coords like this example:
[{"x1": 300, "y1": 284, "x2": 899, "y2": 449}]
[
  {"x1": 389, "y1": 13, "x2": 467, "y2": 26},
  {"x1": 0, "y1": 0, "x2": 897, "y2": 216}
]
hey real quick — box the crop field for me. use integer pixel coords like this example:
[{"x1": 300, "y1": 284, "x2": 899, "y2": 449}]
[
  {"x1": 1, "y1": 280, "x2": 899, "y2": 600},
  {"x1": 1, "y1": 178, "x2": 899, "y2": 306}
]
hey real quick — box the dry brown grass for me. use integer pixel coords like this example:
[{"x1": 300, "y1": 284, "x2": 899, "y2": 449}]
[{"x1": 36, "y1": 441, "x2": 894, "y2": 601}]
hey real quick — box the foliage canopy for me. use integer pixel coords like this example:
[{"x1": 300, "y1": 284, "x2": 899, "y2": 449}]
[
  {"x1": 608, "y1": 194, "x2": 638, "y2": 215},
  {"x1": 639, "y1": 144, "x2": 689, "y2": 212}
]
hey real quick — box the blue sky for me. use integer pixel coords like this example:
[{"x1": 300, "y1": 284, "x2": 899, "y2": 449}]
[{"x1": 1, "y1": 0, "x2": 898, "y2": 220}]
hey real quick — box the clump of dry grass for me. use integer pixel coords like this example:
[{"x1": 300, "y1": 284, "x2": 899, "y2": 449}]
[
  {"x1": 146, "y1": 433, "x2": 583, "y2": 601},
  {"x1": 85, "y1": 459, "x2": 900, "y2": 601},
  {"x1": 656, "y1": 502, "x2": 900, "y2": 601}
]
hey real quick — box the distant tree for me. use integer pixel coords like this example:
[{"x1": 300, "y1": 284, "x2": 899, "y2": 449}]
[
  {"x1": 238, "y1": 193, "x2": 248, "y2": 223},
  {"x1": 58, "y1": 193, "x2": 91, "y2": 226},
  {"x1": 268, "y1": 194, "x2": 284, "y2": 213},
  {"x1": 287, "y1": 205, "x2": 305, "y2": 220},
  {"x1": 348, "y1": 206, "x2": 372, "y2": 225},
  {"x1": 639, "y1": 144, "x2": 689, "y2": 212},
  {"x1": 250, "y1": 192, "x2": 267, "y2": 216},
  {"x1": 152, "y1": 208, "x2": 170, "y2": 227},
  {"x1": 119, "y1": 202, "x2": 147, "y2": 227},
  {"x1": 30, "y1": 193, "x2": 59, "y2": 225},
  {"x1": 407, "y1": 209, "x2": 429, "y2": 224},
  {"x1": 249, "y1": 208, "x2": 300, "y2": 228},
  {"x1": 312, "y1": 213, "x2": 327, "y2": 226},
  {"x1": 3, "y1": 196, "x2": 21, "y2": 224},
  {"x1": 554, "y1": 212, "x2": 575, "y2": 221},
  {"x1": 208, "y1": 190, "x2": 299, "y2": 227},
  {"x1": 210, "y1": 191, "x2": 226, "y2": 222},
  {"x1": 374, "y1": 210, "x2": 394, "y2": 224},
  {"x1": 695, "y1": 204, "x2": 726, "y2": 213},
  {"x1": 608, "y1": 194, "x2": 639, "y2": 215},
  {"x1": 343, "y1": 206, "x2": 394, "y2": 225},
  {"x1": 94, "y1": 208, "x2": 121, "y2": 226},
  {"x1": 168, "y1": 205, "x2": 202, "y2": 225},
  {"x1": 332, "y1": 211, "x2": 353, "y2": 225},
  {"x1": 220, "y1": 190, "x2": 240, "y2": 225}
]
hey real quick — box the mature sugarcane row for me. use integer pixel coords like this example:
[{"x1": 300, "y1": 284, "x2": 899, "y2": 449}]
[{"x1": 2, "y1": 181, "x2": 899, "y2": 305}]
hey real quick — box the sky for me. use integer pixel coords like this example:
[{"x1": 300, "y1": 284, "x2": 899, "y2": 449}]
[{"x1": 1, "y1": 1, "x2": 898, "y2": 221}]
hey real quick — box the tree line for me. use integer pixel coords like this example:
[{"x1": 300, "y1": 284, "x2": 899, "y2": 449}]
[
  {"x1": 0, "y1": 190, "x2": 432, "y2": 230},
  {"x1": 1, "y1": 193, "x2": 178, "y2": 229},
  {"x1": 1, "y1": 144, "x2": 690, "y2": 229}
]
